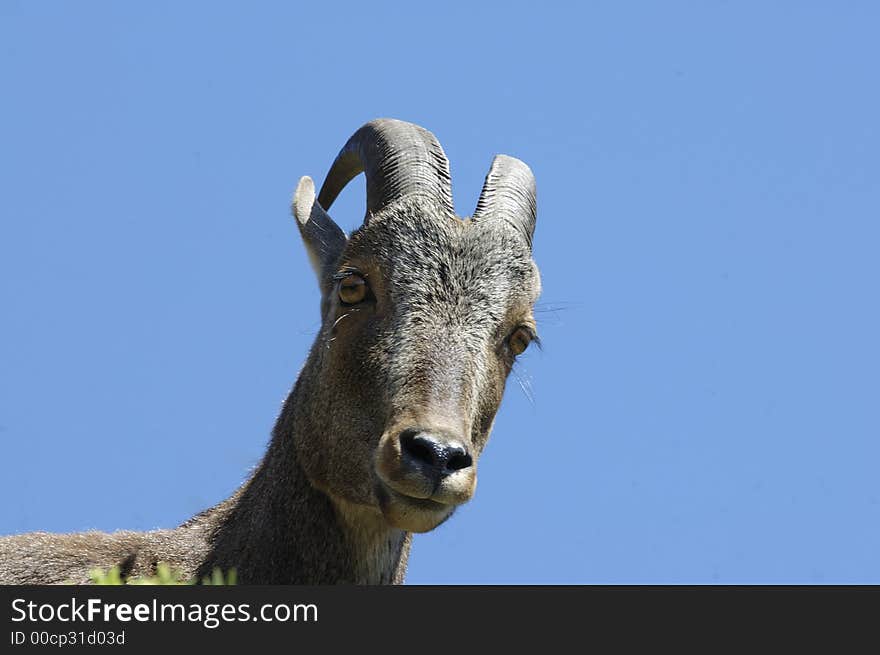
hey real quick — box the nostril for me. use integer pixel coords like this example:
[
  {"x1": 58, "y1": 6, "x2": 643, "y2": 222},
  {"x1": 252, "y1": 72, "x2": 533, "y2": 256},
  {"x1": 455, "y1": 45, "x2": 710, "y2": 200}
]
[
  {"x1": 400, "y1": 430, "x2": 436, "y2": 467},
  {"x1": 398, "y1": 429, "x2": 473, "y2": 476},
  {"x1": 445, "y1": 447, "x2": 473, "y2": 472}
]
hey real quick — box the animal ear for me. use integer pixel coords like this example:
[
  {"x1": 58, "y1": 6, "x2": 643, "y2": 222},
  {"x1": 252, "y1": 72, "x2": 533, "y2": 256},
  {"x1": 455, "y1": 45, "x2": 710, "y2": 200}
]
[{"x1": 292, "y1": 176, "x2": 348, "y2": 284}]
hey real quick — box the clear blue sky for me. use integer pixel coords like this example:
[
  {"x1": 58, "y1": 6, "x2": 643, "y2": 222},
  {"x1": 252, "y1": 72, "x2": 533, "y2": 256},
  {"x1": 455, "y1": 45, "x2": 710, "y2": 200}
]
[{"x1": 1, "y1": 2, "x2": 878, "y2": 584}]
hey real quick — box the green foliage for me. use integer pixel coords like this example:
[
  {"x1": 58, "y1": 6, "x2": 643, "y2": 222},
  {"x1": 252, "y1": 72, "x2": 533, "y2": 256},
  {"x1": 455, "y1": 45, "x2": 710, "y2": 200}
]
[
  {"x1": 202, "y1": 567, "x2": 237, "y2": 586},
  {"x1": 89, "y1": 563, "x2": 236, "y2": 585}
]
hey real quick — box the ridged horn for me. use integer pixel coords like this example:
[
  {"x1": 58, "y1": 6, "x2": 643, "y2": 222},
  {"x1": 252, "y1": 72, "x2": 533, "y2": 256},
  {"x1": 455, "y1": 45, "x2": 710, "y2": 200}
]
[
  {"x1": 473, "y1": 155, "x2": 537, "y2": 248},
  {"x1": 317, "y1": 118, "x2": 454, "y2": 219}
]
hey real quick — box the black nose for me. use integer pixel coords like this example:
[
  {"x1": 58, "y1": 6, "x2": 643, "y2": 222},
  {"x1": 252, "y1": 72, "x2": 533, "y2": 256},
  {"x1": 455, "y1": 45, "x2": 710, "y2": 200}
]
[{"x1": 399, "y1": 429, "x2": 473, "y2": 478}]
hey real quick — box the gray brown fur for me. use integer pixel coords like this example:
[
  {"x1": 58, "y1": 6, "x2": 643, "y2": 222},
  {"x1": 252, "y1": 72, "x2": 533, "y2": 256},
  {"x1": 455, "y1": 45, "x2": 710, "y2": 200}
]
[{"x1": 0, "y1": 119, "x2": 540, "y2": 585}]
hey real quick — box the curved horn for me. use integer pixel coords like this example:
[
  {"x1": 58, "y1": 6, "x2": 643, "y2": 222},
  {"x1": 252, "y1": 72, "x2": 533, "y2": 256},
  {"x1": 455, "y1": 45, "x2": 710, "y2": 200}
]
[
  {"x1": 473, "y1": 155, "x2": 537, "y2": 248},
  {"x1": 317, "y1": 119, "x2": 454, "y2": 219}
]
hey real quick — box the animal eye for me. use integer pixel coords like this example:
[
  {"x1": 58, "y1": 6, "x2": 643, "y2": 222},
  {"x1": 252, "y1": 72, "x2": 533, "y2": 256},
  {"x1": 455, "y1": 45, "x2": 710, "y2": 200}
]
[
  {"x1": 508, "y1": 327, "x2": 534, "y2": 356},
  {"x1": 338, "y1": 274, "x2": 368, "y2": 304}
]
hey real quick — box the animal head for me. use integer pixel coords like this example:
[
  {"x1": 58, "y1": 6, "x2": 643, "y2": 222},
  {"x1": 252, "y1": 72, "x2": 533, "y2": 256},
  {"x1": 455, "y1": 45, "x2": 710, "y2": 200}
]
[{"x1": 291, "y1": 119, "x2": 540, "y2": 533}]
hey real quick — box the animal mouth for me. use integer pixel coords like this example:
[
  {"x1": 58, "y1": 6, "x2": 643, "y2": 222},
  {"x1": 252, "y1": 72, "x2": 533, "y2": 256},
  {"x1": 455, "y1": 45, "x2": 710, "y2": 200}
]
[{"x1": 374, "y1": 479, "x2": 456, "y2": 533}]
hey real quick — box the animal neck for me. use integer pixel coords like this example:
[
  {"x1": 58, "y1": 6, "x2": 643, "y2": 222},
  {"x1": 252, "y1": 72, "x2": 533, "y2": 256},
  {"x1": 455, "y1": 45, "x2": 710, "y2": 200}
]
[{"x1": 196, "y1": 379, "x2": 411, "y2": 584}]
